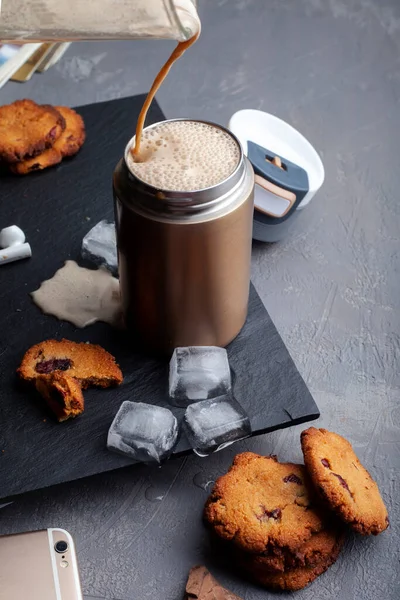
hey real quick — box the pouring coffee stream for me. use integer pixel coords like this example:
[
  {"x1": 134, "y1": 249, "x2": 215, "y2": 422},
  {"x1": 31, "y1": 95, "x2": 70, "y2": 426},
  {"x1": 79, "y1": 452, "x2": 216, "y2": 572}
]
[{"x1": 132, "y1": 28, "x2": 200, "y2": 160}]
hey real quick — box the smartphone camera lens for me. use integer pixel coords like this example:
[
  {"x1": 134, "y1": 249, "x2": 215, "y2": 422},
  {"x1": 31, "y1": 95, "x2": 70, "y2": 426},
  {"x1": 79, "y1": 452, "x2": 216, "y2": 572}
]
[{"x1": 55, "y1": 540, "x2": 68, "y2": 554}]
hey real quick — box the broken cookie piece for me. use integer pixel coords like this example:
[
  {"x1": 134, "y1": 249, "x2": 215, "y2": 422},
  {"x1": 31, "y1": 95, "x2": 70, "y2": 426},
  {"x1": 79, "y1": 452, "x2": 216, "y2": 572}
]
[
  {"x1": 18, "y1": 339, "x2": 122, "y2": 424},
  {"x1": 35, "y1": 373, "x2": 84, "y2": 422},
  {"x1": 18, "y1": 338, "x2": 123, "y2": 388},
  {"x1": 185, "y1": 566, "x2": 242, "y2": 600}
]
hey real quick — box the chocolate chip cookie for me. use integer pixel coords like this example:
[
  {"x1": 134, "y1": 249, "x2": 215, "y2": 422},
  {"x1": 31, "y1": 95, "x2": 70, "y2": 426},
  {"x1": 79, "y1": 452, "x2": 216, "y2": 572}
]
[
  {"x1": 301, "y1": 427, "x2": 389, "y2": 535},
  {"x1": 204, "y1": 452, "x2": 325, "y2": 555},
  {"x1": 236, "y1": 527, "x2": 344, "y2": 574},
  {"x1": 0, "y1": 100, "x2": 65, "y2": 163},
  {"x1": 240, "y1": 529, "x2": 344, "y2": 591},
  {"x1": 18, "y1": 339, "x2": 123, "y2": 388},
  {"x1": 10, "y1": 106, "x2": 86, "y2": 174}
]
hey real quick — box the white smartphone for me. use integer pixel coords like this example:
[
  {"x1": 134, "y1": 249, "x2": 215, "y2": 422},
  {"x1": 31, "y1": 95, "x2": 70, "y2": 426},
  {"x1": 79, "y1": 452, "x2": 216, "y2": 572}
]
[{"x1": 0, "y1": 528, "x2": 83, "y2": 599}]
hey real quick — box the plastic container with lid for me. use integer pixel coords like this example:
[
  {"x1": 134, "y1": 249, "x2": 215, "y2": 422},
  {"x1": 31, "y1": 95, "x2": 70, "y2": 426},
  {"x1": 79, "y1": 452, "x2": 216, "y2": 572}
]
[{"x1": 229, "y1": 109, "x2": 325, "y2": 242}]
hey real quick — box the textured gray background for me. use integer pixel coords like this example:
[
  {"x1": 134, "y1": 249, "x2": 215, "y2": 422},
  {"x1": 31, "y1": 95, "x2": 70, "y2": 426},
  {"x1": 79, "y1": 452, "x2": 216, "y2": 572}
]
[{"x1": 1, "y1": 0, "x2": 399, "y2": 598}]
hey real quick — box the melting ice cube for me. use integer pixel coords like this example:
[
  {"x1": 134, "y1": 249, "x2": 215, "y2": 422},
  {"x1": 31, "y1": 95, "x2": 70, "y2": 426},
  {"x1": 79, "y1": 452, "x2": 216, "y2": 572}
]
[
  {"x1": 183, "y1": 394, "x2": 251, "y2": 457},
  {"x1": 169, "y1": 346, "x2": 231, "y2": 407},
  {"x1": 82, "y1": 220, "x2": 118, "y2": 274},
  {"x1": 107, "y1": 401, "x2": 179, "y2": 463}
]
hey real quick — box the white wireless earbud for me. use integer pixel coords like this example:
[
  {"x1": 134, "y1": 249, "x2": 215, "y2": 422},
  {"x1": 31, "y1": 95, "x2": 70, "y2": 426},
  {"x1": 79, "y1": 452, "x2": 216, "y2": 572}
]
[{"x1": 0, "y1": 226, "x2": 32, "y2": 265}]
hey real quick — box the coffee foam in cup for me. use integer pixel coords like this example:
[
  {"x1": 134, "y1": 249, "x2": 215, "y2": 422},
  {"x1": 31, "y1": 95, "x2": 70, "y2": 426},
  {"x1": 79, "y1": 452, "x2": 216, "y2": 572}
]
[{"x1": 127, "y1": 120, "x2": 240, "y2": 192}]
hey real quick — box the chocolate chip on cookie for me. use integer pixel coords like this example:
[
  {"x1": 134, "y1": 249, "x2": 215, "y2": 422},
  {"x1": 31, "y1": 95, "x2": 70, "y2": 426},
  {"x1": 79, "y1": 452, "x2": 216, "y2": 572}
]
[
  {"x1": 204, "y1": 452, "x2": 325, "y2": 555},
  {"x1": 0, "y1": 100, "x2": 65, "y2": 163},
  {"x1": 18, "y1": 339, "x2": 123, "y2": 389},
  {"x1": 301, "y1": 427, "x2": 389, "y2": 535},
  {"x1": 239, "y1": 529, "x2": 345, "y2": 591}
]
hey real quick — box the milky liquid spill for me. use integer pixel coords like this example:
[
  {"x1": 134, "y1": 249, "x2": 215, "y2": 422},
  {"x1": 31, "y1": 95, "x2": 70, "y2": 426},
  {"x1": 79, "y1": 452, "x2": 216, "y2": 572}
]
[
  {"x1": 31, "y1": 260, "x2": 121, "y2": 328},
  {"x1": 127, "y1": 120, "x2": 240, "y2": 192}
]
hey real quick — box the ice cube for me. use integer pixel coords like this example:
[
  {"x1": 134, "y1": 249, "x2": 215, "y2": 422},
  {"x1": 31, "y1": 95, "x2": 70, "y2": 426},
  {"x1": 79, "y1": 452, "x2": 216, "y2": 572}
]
[
  {"x1": 183, "y1": 394, "x2": 251, "y2": 457},
  {"x1": 169, "y1": 346, "x2": 231, "y2": 407},
  {"x1": 82, "y1": 220, "x2": 118, "y2": 274},
  {"x1": 107, "y1": 401, "x2": 179, "y2": 463}
]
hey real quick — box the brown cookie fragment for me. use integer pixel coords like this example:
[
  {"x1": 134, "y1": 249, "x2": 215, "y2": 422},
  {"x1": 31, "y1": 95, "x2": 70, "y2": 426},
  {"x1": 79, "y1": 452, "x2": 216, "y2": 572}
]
[
  {"x1": 240, "y1": 530, "x2": 344, "y2": 591},
  {"x1": 185, "y1": 566, "x2": 242, "y2": 600},
  {"x1": 18, "y1": 339, "x2": 123, "y2": 389},
  {"x1": 204, "y1": 452, "x2": 325, "y2": 555},
  {"x1": 35, "y1": 373, "x2": 84, "y2": 422},
  {"x1": 301, "y1": 427, "x2": 389, "y2": 535},
  {"x1": 0, "y1": 100, "x2": 65, "y2": 163}
]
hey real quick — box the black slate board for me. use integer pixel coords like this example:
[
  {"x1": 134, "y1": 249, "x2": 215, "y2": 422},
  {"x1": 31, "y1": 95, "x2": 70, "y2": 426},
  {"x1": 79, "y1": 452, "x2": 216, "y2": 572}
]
[{"x1": 0, "y1": 96, "x2": 319, "y2": 500}]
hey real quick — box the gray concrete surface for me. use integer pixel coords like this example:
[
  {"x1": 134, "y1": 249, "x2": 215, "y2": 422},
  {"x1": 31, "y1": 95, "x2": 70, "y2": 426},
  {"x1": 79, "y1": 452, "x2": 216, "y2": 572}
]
[{"x1": 1, "y1": 0, "x2": 399, "y2": 598}]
